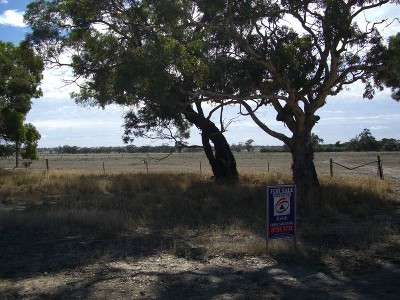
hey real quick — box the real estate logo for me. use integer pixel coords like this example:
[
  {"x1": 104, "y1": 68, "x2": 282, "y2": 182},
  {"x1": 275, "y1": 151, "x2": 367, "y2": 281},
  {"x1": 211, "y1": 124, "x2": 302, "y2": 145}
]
[{"x1": 274, "y1": 196, "x2": 290, "y2": 216}]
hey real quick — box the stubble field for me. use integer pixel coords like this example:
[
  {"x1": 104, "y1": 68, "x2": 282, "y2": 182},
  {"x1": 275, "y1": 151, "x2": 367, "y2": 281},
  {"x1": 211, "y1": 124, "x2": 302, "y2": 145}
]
[
  {"x1": 1, "y1": 151, "x2": 399, "y2": 179},
  {"x1": 0, "y1": 151, "x2": 399, "y2": 299}
]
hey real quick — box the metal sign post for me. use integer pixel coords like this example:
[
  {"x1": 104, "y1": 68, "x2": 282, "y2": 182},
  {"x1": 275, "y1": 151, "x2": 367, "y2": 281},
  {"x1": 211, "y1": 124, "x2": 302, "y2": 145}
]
[{"x1": 266, "y1": 185, "x2": 297, "y2": 251}]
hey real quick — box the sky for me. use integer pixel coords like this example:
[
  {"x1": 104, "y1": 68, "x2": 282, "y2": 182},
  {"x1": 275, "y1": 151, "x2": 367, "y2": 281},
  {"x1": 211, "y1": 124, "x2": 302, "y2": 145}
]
[{"x1": 0, "y1": 0, "x2": 399, "y2": 148}]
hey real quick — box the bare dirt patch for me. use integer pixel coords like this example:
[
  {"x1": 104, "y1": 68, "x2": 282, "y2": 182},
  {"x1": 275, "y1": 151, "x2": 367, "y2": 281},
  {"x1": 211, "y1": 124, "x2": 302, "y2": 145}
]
[{"x1": 2, "y1": 229, "x2": 399, "y2": 299}]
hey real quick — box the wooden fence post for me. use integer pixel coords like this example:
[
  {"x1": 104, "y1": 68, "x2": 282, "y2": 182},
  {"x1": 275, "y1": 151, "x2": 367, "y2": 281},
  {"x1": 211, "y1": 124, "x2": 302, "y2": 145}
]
[
  {"x1": 377, "y1": 156, "x2": 384, "y2": 180},
  {"x1": 330, "y1": 159, "x2": 333, "y2": 177},
  {"x1": 200, "y1": 161, "x2": 202, "y2": 174},
  {"x1": 103, "y1": 162, "x2": 105, "y2": 174},
  {"x1": 46, "y1": 159, "x2": 49, "y2": 172}
]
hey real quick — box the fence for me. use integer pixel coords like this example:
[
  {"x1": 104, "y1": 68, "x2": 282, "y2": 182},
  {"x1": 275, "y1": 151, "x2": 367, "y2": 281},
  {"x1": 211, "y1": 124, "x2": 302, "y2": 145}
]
[
  {"x1": 28, "y1": 153, "x2": 208, "y2": 175},
  {"x1": 5, "y1": 152, "x2": 276, "y2": 175},
  {"x1": 329, "y1": 156, "x2": 384, "y2": 179},
  {"x1": 2, "y1": 153, "x2": 395, "y2": 180}
]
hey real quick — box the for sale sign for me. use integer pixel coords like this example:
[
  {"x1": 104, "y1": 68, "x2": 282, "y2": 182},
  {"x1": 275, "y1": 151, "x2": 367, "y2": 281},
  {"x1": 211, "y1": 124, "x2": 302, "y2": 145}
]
[{"x1": 267, "y1": 185, "x2": 296, "y2": 239}]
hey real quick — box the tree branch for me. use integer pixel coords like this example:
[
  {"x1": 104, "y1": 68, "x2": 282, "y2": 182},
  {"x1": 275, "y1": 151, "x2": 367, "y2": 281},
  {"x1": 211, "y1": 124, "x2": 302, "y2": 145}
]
[{"x1": 233, "y1": 99, "x2": 290, "y2": 145}]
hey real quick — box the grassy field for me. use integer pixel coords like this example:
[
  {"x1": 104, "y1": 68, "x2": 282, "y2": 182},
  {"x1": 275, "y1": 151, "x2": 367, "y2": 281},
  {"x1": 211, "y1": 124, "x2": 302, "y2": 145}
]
[
  {"x1": 1, "y1": 151, "x2": 399, "y2": 180},
  {"x1": 0, "y1": 150, "x2": 399, "y2": 298}
]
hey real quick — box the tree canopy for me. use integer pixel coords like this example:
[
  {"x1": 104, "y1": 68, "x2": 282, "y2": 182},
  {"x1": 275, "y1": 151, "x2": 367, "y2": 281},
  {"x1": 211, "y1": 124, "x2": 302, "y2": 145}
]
[
  {"x1": 347, "y1": 129, "x2": 379, "y2": 151},
  {"x1": 376, "y1": 33, "x2": 400, "y2": 100},
  {"x1": 0, "y1": 41, "x2": 43, "y2": 164},
  {"x1": 25, "y1": 0, "x2": 400, "y2": 185}
]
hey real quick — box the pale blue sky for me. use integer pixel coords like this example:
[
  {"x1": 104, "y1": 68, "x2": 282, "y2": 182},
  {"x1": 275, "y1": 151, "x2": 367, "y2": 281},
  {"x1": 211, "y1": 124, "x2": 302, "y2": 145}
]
[{"x1": 1, "y1": 0, "x2": 399, "y2": 147}]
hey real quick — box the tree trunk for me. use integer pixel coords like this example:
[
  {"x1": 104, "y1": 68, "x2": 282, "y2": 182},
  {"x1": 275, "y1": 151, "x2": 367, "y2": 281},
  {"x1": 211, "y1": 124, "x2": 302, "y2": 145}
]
[
  {"x1": 15, "y1": 140, "x2": 20, "y2": 168},
  {"x1": 183, "y1": 106, "x2": 238, "y2": 181},
  {"x1": 201, "y1": 125, "x2": 239, "y2": 181},
  {"x1": 289, "y1": 132, "x2": 319, "y2": 187}
]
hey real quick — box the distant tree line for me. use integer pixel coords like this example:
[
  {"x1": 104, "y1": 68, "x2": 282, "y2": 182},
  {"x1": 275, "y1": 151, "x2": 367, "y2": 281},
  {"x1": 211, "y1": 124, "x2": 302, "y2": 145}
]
[
  {"x1": 345, "y1": 129, "x2": 400, "y2": 152},
  {"x1": 258, "y1": 129, "x2": 400, "y2": 153},
  {"x1": 38, "y1": 144, "x2": 203, "y2": 155},
  {"x1": 37, "y1": 130, "x2": 399, "y2": 155}
]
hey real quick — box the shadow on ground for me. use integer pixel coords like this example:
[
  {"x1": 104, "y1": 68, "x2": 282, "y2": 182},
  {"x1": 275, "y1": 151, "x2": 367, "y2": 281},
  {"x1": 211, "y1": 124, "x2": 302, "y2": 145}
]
[{"x1": 1, "y1": 173, "x2": 399, "y2": 299}]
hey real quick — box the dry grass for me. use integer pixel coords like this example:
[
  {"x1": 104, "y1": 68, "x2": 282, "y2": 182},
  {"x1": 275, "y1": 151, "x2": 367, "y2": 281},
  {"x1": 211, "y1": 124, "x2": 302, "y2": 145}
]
[
  {"x1": 298, "y1": 176, "x2": 394, "y2": 218},
  {"x1": 0, "y1": 169, "x2": 397, "y2": 258},
  {"x1": 1, "y1": 155, "x2": 399, "y2": 299}
]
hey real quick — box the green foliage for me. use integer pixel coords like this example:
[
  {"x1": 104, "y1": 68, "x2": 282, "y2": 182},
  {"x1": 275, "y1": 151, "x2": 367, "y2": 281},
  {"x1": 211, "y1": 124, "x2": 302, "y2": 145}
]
[
  {"x1": 379, "y1": 138, "x2": 400, "y2": 151},
  {"x1": 1, "y1": 110, "x2": 25, "y2": 142},
  {"x1": 57, "y1": 145, "x2": 79, "y2": 154},
  {"x1": 375, "y1": 33, "x2": 400, "y2": 101},
  {"x1": 311, "y1": 133, "x2": 324, "y2": 151},
  {"x1": 0, "y1": 41, "x2": 43, "y2": 159},
  {"x1": 347, "y1": 129, "x2": 379, "y2": 152},
  {"x1": 231, "y1": 143, "x2": 243, "y2": 152},
  {"x1": 260, "y1": 147, "x2": 268, "y2": 153},
  {"x1": 51, "y1": 144, "x2": 183, "y2": 154},
  {"x1": 0, "y1": 41, "x2": 43, "y2": 111},
  {"x1": 21, "y1": 123, "x2": 41, "y2": 160},
  {"x1": 0, "y1": 144, "x2": 13, "y2": 157},
  {"x1": 245, "y1": 139, "x2": 255, "y2": 152}
]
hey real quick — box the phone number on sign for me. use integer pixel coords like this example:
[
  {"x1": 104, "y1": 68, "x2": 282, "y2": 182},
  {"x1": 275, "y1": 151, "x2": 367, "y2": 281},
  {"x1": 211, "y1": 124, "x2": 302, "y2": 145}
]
[{"x1": 269, "y1": 225, "x2": 294, "y2": 234}]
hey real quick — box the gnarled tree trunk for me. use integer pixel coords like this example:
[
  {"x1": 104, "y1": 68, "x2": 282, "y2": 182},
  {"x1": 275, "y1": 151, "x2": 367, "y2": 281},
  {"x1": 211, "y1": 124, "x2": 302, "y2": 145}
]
[
  {"x1": 289, "y1": 132, "x2": 319, "y2": 187},
  {"x1": 183, "y1": 106, "x2": 238, "y2": 181}
]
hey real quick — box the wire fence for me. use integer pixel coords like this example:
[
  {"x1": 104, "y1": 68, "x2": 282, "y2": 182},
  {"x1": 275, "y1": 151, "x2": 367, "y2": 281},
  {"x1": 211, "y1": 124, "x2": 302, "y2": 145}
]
[
  {"x1": 330, "y1": 156, "x2": 384, "y2": 179},
  {"x1": 1, "y1": 152, "x2": 397, "y2": 180}
]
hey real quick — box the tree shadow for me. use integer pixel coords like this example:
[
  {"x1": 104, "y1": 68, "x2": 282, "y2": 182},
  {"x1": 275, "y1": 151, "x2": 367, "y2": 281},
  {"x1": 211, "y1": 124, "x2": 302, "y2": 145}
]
[
  {"x1": 1, "y1": 174, "x2": 399, "y2": 299},
  {"x1": 6, "y1": 257, "x2": 399, "y2": 299},
  {"x1": 0, "y1": 227, "x2": 174, "y2": 280}
]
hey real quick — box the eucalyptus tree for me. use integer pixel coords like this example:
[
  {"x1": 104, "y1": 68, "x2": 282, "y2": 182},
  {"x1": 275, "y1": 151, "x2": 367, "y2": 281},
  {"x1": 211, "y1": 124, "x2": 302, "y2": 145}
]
[
  {"x1": 347, "y1": 128, "x2": 379, "y2": 151},
  {"x1": 0, "y1": 41, "x2": 43, "y2": 166},
  {"x1": 26, "y1": 0, "x2": 399, "y2": 186},
  {"x1": 185, "y1": 0, "x2": 399, "y2": 186},
  {"x1": 25, "y1": 0, "x2": 242, "y2": 180},
  {"x1": 21, "y1": 123, "x2": 41, "y2": 161}
]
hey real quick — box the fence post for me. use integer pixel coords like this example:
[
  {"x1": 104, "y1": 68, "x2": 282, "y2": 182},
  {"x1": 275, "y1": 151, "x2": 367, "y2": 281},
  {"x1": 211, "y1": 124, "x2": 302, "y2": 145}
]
[
  {"x1": 46, "y1": 159, "x2": 49, "y2": 172},
  {"x1": 268, "y1": 161, "x2": 270, "y2": 173},
  {"x1": 200, "y1": 161, "x2": 202, "y2": 175},
  {"x1": 330, "y1": 159, "x2": 333, "y2": 177},
  {"x1": 103, "y1": 162, "x2": 105, "y2": 174},
  {"x1": 377, "y1": 156, "x2": 384, "y2": 180}
]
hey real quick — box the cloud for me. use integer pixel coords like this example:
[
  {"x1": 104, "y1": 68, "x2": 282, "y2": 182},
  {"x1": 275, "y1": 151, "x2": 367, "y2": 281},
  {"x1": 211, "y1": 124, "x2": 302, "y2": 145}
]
[
  {"x1": 32, "y1": 118, "x2": 119, "y2": 130},
  {"x1": 322, "y1": 113, "x2": 400, "y2": 122},
  {"x1": 0, "y1": 1, "x2": 9, "y2": 4},
  {"x1": 321, "y1": 110, "x2": 344, "y2": 114},
  {"x1": 370, "y1": 126, "x2": 390, "y2": 130},
  {"x1": 0, "y1": 10, "x2": 25, "y2": 27}
]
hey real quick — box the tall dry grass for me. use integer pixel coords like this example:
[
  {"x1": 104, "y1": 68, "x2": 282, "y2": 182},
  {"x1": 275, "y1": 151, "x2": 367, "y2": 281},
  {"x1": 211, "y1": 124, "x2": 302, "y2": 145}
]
[{"x1": 0, "y1": 169, "x2": 396, "y2": 256}]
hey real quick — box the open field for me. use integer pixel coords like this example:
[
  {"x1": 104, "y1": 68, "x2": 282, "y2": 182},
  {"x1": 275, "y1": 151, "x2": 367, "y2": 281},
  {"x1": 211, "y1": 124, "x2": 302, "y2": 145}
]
[
  {"x1": 1, "y1": 151, "x2": 399, "y2": 180},
  {"x1": 0, "y1": 152, "x2": 399, "y2": 299}
]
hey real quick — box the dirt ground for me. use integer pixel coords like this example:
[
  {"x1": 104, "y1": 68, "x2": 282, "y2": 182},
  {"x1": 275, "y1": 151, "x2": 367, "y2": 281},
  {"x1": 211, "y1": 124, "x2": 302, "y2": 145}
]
[
  {"x1": 1, "y1": 222, "x2": 399, "y2": 299},
  {"x1": 1, "y1": 152, "x2": 399, "y2": 299}
]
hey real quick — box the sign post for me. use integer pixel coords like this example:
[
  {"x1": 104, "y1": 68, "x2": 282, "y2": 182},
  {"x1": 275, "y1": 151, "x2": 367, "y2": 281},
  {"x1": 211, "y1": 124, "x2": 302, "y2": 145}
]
[{"x1": 266, "y1": 185, "x2": 297, "y2": 250}]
